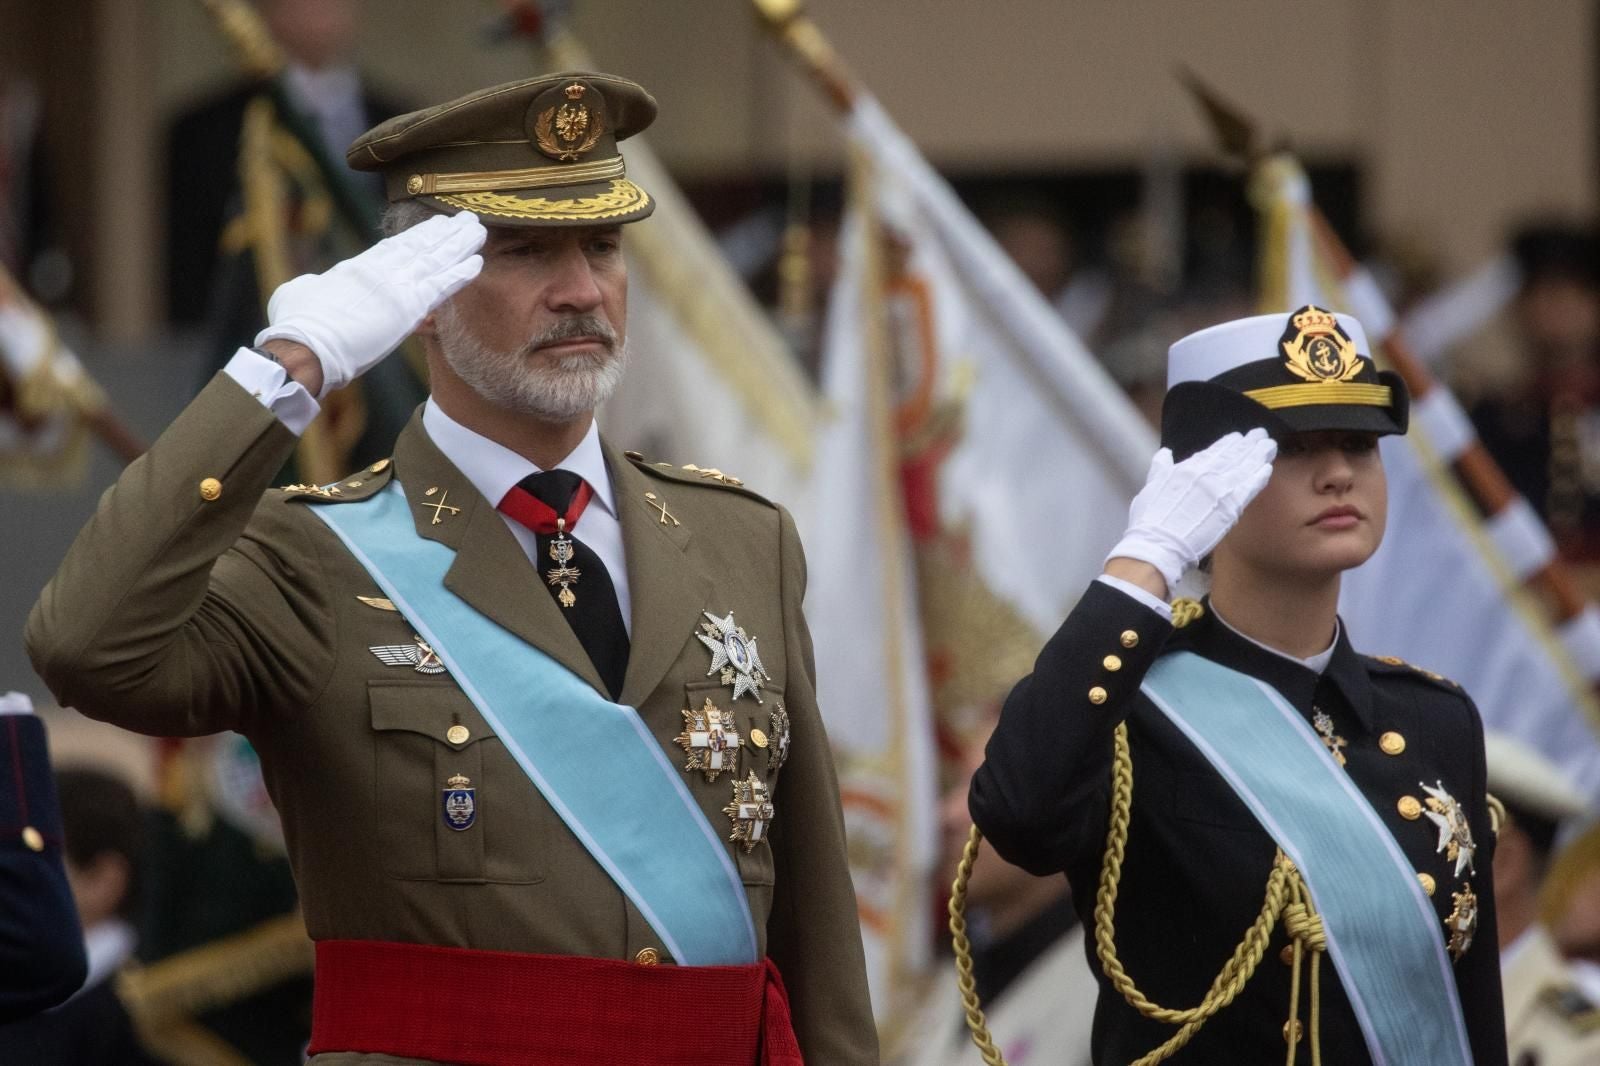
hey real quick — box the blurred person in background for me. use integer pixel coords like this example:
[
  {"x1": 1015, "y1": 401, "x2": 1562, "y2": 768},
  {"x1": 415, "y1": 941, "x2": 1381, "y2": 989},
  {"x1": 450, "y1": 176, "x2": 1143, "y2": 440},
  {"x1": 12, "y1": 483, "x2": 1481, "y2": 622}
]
[
  {"x1": 0, "y1": 766, "x2": 155, "y2": 1064},
  {"x1": 1486, "y1": 732, "x2": 1600, "y2": 1065},
  {"x1": 0, "y1": 692, "x2": 85, "y2": 1022},
  {"x1": 1468, "y1": 222, "x2": 1600, "y2": 570},
  {"x1": 166, "y1": 0, "x2": 400, "y2": 327},
  {"x1": 895, "y1": 719, "x2": 1094, "y2": 1066}
]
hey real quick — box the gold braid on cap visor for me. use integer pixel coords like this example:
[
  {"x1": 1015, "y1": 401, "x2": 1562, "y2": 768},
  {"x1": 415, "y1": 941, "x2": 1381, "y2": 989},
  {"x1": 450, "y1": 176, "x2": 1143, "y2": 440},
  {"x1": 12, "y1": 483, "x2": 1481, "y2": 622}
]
[
  {"x1": 405, "y1": 155, "x2": 626, "y2": 196},
  {"x1": 1243, "y1": 382, "x2": 1393, "y2": 410}
]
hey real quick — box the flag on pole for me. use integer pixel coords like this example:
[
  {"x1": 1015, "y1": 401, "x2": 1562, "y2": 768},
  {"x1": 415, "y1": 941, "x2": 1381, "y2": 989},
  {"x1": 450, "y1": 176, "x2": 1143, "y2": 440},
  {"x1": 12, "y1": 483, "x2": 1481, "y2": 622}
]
[
  {"x1": 537, "y1": 33, "x2": 819, "y2": 501},
  {"x1": 807, "y1": 93, "x2": 1155, "y2": 1026},
  {"x1": 1253, "y1": 154, "x2": 1600, "y2": 799},
  {"x1": 0, "y1": 266, "x2": 108, "y2": 488}
]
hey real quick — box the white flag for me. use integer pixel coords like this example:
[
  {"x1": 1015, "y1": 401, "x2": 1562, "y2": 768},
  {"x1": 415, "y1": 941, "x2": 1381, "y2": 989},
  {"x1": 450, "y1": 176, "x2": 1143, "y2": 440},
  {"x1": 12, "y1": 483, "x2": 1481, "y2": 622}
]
[
  {"x1": 807, "y1": 95, "x2": 1155, "y2": 1025},
  {"x1": 1255, "y1": 155, "x2": 1600, "y2": 799}
]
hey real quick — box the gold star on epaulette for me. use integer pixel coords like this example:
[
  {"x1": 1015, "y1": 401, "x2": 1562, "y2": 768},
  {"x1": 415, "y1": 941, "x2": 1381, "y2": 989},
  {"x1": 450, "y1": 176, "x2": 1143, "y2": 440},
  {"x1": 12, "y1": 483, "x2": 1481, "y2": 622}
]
[
  {"x1": 680, "y1": 463, "x2": 744, "y2": 487},
  {"x1": 1370, "y1": 655, "x2": 1458, "y2": 687},
  {"x1": 280, "y1": 482, "x2": 344, "y2": 499}
]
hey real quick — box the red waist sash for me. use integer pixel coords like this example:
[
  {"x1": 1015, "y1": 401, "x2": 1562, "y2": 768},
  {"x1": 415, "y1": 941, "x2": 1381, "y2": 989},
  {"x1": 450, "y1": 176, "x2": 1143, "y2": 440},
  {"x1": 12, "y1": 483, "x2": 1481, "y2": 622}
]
[{"x1": 308, "y1": 939, "x2": 803, "y2": 1065}]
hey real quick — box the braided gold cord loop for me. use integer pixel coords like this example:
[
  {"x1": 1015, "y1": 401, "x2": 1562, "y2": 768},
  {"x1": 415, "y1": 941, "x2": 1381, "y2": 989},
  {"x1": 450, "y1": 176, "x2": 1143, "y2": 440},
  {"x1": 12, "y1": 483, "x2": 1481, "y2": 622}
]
[
  {"x1": 1093, "y1": 723, "x2": 1299, "y2": 1064},
  {"x1": 949, "y1": 824, "x2": 1008, "y2": 1066}
]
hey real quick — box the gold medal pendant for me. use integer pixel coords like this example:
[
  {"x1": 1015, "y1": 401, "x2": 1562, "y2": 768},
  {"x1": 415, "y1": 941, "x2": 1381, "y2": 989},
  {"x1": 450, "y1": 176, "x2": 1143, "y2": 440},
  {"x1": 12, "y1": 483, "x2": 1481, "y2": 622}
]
[
  {"x1": 546, "y1": 517, "x2": 581, "y2": 608},
  {"x1": 1446, "y1": 883, "x2": 1479, "y2": 960},
  {"x1": 1312, "y1": 708, "x2": 1348, "y2": 766},
  {"x1": 675, "y1": 698, "x2": 741, "y2": 783},
  {"x1": 724, "y1": 772, "x2": 775, "y2": 853}
]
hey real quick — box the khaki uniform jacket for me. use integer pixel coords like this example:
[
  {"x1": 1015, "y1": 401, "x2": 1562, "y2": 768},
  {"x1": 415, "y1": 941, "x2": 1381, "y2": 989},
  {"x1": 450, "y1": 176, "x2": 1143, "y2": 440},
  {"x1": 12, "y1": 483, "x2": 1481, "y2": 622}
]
[
  {"x1": 1503, "y1": 926, "x2": 1600, "y2": 1066},
  {"x1": 27, "y1": 374, "x2": 878, "y2": 1065}
]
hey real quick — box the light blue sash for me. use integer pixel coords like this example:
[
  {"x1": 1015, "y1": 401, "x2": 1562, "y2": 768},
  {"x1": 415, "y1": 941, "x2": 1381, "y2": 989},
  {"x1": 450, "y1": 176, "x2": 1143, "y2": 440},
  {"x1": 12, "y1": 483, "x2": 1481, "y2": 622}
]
[
  {"x1": 1141, "y1": 651, "x2": 1472, "y2": 1066},
  {"x1": 312, "y1": 482, "x2": 757, "y2": 966}
]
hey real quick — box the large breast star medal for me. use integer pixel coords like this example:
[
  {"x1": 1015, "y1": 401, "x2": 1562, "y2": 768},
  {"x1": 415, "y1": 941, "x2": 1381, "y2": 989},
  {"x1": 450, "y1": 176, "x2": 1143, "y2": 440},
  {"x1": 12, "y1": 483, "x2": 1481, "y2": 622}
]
[
  {"x1": 724, "y1": 771, "x2": 775, "y2": 853},
  {"x1": 675, "y1": 698, "x2": 741, "y2": 782},
  {"x1": 697, "y1": 610, "x2": 771, "y2": 702},
  {"x1": 1421, "y1": 780, "x2": 1477, "y2": 877}
]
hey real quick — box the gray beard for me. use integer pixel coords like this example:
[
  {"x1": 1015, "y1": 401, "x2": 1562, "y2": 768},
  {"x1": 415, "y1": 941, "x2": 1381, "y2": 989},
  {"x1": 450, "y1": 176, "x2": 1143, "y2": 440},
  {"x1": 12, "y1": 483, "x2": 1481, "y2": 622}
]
[{"x1": 434, "y1": 306, "x2": 628, "y2": 422}]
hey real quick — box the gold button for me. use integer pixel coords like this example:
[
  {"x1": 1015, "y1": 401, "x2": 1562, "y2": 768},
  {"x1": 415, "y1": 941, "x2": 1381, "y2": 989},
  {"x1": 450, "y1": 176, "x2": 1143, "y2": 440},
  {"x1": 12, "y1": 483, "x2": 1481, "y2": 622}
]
[
  {"x1": 1380, "y1": 731, "x2": 1406, "y2": 755},
  {"x1": 634, "y1": 947, "x2": 660, "y2": 966},
  {"x1": 1398, "y1": 795, "x2": 1422, "y2": 820},
  {"x1": 1283, "y1": 1019, "x2": 1302, "y2": 1044},
  {"x1": 1279, "y1": 944, "x2": 1295, "y2": 965},
  {"x1": 446, "y1": 724, "x2": 470, "y2": 745},
  {"x1": 1120, "y1": 630, "x2": 1139, "y2": 649},
  {"x1": 346, "y1": 480, "x2": 363, "y2": 489},
  {"x1": 21, "y1": 827, "x2": 44, "y2": 852},
  {"x1": 749, "y1": 728, "x2": 769, "y2": 749},
  {"x1": 1418, "y1": 872, "x2": 1436, "y2": 896},
  {"x1": 1103, "y1": 655, "x2": 1123, "y2": 672},
  {"x1": 199, "y1": 477, "x2": 222, "y2": 501},
  {"x1": 369, "y1": 458, "x2": 391, "y2": 473},
  {"x1": 406, "y1": 174, "x2": 424, "y2": 195},
  {"x1": 1088, "y1": 686, "x2": 1108, "y2": 705}
]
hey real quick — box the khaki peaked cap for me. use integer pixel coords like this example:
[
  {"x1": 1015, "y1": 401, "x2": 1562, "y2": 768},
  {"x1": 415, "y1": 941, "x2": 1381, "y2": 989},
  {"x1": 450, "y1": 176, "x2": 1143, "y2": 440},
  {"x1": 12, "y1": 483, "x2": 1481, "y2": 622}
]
[{"x1": 347, "y1": 72, "x2": 657, "y2": 226}]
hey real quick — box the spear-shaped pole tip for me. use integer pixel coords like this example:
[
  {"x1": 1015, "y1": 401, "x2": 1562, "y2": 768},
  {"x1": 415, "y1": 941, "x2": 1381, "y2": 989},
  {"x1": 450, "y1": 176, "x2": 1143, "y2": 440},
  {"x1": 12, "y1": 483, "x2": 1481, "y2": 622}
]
[{"x1": 1177, "y1": 65, "x2": 1259, "y2": 164}]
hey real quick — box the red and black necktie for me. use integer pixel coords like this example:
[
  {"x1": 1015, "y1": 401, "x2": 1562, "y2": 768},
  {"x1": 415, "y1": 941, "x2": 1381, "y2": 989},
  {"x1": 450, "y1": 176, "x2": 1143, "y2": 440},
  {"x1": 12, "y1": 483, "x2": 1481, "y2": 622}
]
[{"x1": 499, "y1": 470, "x2": 629, "y2": 700}]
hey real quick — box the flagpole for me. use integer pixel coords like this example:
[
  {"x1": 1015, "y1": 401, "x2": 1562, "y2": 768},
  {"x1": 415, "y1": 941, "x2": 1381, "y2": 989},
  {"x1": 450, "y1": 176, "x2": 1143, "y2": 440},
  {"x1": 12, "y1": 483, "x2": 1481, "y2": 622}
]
[
  {"x1": 749, "y1": 0, "x2": 859, "y2": 112},
  {"x1": 1182, "y1": 72, "x2": 1590, "y2": 621},
  {"x1": 0, "y1": 263, "x2": 144, "y2": 464}
]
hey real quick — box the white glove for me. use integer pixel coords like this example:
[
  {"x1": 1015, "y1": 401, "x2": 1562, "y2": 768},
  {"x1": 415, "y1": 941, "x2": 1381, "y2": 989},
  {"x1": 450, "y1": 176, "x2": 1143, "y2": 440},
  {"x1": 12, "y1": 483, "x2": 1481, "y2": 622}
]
[
  {"x1": 0, "y1": 692, "x2": 34, "y2": 716},
  {"x1": 1106, "y1": 428, "x2": 1278, "y2": 589},
  {"x1": 255, "y1": 211, "x2": 486, "y2": 398}
]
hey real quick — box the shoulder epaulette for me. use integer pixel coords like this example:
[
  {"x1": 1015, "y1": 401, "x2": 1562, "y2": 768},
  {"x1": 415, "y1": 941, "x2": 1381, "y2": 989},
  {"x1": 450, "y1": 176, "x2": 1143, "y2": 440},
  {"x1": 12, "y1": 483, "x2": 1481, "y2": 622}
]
[
  {"x1": 1365, "y1": 654, "x2": 1461, "y2": 690},
  {"x1": 279, "y1": 458, "x2": 394, "y2": 504},
  {"x1": 1171, "y1": 598, "x2": 1205, "y2": 629},
  {"x1": 623, "y1": 451, "x2": 775, "y2": 506}
]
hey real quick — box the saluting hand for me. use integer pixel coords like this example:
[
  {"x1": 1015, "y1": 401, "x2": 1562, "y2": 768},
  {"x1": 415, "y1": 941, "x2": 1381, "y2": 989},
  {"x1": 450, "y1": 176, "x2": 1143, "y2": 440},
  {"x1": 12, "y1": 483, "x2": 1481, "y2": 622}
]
[
  {"x1": 255, "y1": 211, "x2": 487, "y2": 398},
  {"x1": 1105, "y1": 428, "x2": 1278, "y2": 598}
]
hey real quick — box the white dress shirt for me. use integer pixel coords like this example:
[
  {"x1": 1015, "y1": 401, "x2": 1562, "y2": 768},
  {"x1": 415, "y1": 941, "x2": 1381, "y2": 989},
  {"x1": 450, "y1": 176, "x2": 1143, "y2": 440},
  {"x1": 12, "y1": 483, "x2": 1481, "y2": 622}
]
[{"x1": 223, "y1": 347, "x2": 632, "y2": 634}]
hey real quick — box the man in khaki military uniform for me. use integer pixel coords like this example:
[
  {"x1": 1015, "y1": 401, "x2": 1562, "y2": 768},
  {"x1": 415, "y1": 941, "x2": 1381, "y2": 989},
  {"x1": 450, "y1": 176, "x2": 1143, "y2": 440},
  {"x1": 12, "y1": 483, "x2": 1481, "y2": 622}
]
[
  {"x1": 28, "y1": 72, "x2": 875, "y2": 1065},
  {"x1": 1490, "y1": 733, "x2": 1600, "y2": 1066}
]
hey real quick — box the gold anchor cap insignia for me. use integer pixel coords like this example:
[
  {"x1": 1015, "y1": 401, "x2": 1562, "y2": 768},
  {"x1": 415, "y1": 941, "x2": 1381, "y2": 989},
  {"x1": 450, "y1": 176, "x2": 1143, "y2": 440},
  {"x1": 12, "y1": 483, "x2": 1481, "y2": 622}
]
[{"x1": 1280, "y1": 304, "x2": 1364, "y2": 383}]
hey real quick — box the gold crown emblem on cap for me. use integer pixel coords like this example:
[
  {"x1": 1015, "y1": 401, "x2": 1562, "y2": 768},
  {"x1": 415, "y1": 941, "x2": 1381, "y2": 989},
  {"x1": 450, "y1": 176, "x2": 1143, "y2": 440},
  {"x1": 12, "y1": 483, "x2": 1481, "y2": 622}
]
[
  {"x1": 1281, "y1": 304, "x2": 1363, "y2": 383},
  {"x1": 447, "y1": 773, "x2": 472, "y2": 789},
  {"x1": 564, "y1": 83, "x2": 585, "y2": 99}
]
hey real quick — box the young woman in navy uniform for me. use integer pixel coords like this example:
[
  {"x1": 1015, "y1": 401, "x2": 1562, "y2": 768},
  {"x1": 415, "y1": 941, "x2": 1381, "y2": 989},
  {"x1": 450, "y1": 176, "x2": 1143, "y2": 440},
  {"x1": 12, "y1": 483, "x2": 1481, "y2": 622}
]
[{"x1": 969, "y1": 307, "x2": 1509, "y2": 1065}]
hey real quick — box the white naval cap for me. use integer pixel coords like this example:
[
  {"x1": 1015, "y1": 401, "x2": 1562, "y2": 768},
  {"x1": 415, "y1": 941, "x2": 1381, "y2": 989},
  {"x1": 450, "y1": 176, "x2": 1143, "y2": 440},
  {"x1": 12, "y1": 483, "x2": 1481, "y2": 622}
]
[{"x1": 1166, "y1": 309, "x2": 1374, "y2": 390}]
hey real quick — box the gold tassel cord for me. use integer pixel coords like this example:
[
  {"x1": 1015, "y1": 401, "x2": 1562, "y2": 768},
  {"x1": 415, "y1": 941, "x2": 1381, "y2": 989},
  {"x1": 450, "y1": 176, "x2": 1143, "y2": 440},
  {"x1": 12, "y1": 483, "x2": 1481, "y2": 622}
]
[
  {"x1": 949, "y1": 824, "x2": 1010, "y2": 1066},
  {"x1": 1091, "y1": 722, "x2": 1326, "y2": 1064}
]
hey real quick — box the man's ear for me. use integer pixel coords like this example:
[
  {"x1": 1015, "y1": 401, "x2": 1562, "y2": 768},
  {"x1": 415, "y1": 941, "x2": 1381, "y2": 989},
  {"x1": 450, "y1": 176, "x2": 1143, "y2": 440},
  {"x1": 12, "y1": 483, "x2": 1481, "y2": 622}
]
[{"x1": 416, "y1": 311, "x2": 439, "y2": 339}]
